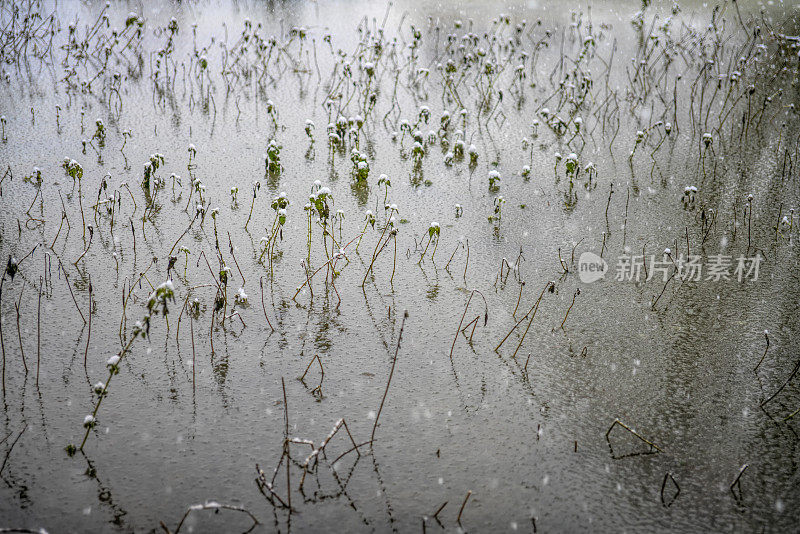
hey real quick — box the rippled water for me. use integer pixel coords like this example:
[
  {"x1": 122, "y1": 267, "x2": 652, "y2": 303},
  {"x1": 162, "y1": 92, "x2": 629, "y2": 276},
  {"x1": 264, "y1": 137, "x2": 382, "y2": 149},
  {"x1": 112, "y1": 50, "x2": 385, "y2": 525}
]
[{"x1": 1, "y1": 0, "x2": 799, "y2": 532}]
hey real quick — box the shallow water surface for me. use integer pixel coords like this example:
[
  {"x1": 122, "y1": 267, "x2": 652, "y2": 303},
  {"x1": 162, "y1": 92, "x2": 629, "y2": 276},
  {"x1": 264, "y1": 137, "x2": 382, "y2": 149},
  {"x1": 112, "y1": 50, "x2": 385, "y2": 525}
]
[{"x1": 1, "y1": 0, "x2": 800, "y2": 532}]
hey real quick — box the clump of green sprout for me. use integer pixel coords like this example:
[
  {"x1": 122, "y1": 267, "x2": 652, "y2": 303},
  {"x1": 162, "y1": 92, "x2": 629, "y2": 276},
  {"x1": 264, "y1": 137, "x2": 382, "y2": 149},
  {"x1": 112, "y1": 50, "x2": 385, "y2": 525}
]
[
  {"x1": 378, "y1": 174, "x2": 392, "y2": 206},
  {"x1": 305, "y1": 119, "x2": 315, "y2": 141},
  {"x1": 356, "y1": 209, "x2": 376, "y2": 251},
  {"x1": 192, "y1": 177, "x2": 206, "y2": 209},
  {"x1": 234, "y1": 287, "x2": 248, "y2": 305},
  {"x1": 565, "y1": 153, "x2": 579, "y2": 178},
  {"x1": 350, "y1": 148, "x2": 370, "y2": 183},
  {"x1": 468, "y1": 144, "x2": 479, "y2": 165},
  {"x1": 453, "y1": 135, "x2": 465, "y2": 159},
  {"x1": 629, "y1": 130, "x2": 645, "y2": 162},
  {"x1": 92, "y1": 119, "x2": 105, "y2": 144},
  {"x1": 62, "y1": 158, "x2": 84, "y2": 182},
  {"x1": 488, "y1": 170, "x2": 501, "y2": 192},
  {"x1": 419, "y1": 221, "x2": 441, "y2": 263},
  {"x1": 489, "y1": 196, "x2": 505, "y2": 223},
  {"x1": 412, "y1": 141, "x2": 424, "y2": 163},
  {"x1": 23, "y1": 166, "x2": 42, "y2": 186},
  {"x1": 260, "y1": 192, "x2": 289, "y2": 277},
  {"x1": 266, "y1": 139, "x2": 282, "y2": 174},
  {"x1": 583, "y1": 162, "x2": 597, "y2": 189},
  {"x1": 265, "y1": 99, "x2": 278, "y2": 128},
  {"x1": 142, "y1": 153, "x2": 165, "y2": 206},
  {"x1": 188, "y1": 144, "x2": 197, "y2": 168}
]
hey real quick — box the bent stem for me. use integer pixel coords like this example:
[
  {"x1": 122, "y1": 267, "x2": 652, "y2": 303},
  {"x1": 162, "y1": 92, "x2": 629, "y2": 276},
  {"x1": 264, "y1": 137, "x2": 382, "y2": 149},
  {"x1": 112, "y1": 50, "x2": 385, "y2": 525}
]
[
  {"x1": 449, "y1": 290, "x2": 488, "y2": 360},
  {"x1": 496, "y1": 280, "x2": 553, "y2": 357},
  {"x1": 79, "y1": 333, "x2": 138, "y2": 451}
]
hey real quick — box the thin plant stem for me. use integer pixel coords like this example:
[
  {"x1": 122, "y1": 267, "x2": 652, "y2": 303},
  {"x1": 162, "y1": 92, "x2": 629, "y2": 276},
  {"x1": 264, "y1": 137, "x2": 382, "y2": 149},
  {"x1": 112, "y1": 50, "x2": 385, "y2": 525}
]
[{"x1": 371, "y1": 310, "x2": 408, "y2": 444}]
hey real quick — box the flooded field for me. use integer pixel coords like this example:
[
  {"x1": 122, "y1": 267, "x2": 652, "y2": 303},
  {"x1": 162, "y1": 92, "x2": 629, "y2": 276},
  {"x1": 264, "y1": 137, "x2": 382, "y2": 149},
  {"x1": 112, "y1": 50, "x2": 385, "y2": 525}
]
[{"x1": 1, "y1": 0, "x2": 800, "y2": 531}]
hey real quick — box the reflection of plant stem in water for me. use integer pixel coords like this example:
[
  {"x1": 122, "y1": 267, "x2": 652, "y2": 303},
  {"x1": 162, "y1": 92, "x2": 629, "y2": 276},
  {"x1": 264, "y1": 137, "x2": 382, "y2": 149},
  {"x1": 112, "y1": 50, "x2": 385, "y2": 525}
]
[{"x1": 371, "y1": 310, "x2": 408, "y2": 444}]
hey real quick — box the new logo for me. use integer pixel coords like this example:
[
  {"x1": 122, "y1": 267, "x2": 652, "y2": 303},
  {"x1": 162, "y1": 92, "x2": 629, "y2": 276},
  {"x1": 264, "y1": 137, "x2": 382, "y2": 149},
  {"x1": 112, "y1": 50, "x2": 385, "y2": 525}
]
[{"x1": 578, "y1": 252, "x2": 607, "y2": 283}]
